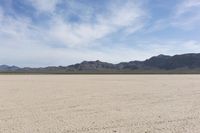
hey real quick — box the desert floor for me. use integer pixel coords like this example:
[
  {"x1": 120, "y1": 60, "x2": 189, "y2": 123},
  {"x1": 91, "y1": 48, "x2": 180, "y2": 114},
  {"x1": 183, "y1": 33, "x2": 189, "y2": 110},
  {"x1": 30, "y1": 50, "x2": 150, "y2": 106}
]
[{"x1": 0, "y1": 75, "x2": 200, "y2": 133}]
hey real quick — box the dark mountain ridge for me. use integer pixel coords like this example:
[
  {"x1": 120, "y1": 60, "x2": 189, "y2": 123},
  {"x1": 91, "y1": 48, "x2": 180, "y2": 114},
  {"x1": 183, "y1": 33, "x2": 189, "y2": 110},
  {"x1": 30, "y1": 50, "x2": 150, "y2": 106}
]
[
  {"x1": 0, "y1": 65, "x2": 19, "y2": 71},
  {"x1": 1, "y1": 53, "x2": 200, "y2": 73}
]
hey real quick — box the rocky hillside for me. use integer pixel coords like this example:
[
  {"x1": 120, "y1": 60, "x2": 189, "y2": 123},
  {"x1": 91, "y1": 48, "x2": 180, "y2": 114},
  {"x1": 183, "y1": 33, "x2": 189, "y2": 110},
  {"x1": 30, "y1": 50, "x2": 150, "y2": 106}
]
[{"x1": 1, "y1": 53, "x2": 200, "y2": 73}]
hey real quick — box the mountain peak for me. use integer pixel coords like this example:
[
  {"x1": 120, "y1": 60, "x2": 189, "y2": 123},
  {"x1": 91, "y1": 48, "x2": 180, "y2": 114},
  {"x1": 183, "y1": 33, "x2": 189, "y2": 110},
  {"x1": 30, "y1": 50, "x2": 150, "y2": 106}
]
[{"x1": 152, "y1": 54, "x2": 171, "y2": 59}]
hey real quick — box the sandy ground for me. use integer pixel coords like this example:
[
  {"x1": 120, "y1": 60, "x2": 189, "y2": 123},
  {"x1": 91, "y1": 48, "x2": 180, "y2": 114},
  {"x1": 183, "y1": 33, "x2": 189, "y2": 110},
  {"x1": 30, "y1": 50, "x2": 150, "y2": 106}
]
[{"x1": 0, "y1": 75, "x2": 200, "y2": 133}]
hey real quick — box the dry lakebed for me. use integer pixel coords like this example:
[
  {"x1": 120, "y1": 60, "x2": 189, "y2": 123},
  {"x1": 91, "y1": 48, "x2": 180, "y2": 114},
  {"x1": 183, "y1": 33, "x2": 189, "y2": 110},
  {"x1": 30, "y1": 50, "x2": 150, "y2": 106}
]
[{"x1": 0, "y1": 75, "x2": 200, "y2": 133}]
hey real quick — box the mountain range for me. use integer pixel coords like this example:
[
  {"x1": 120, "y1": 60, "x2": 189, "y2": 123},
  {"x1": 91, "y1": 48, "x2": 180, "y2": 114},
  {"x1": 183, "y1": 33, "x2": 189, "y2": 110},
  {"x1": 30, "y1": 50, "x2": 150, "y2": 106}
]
[{"x1": 1, "y1": 53, "x2": 200, "y2": 74}]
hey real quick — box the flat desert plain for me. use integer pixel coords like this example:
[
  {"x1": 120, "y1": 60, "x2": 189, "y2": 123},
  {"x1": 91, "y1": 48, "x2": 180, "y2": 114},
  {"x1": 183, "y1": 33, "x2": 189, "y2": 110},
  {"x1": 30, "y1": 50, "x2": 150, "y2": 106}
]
[{"x1": 0, "y1": 75, "x2": 200, "y2": 133}]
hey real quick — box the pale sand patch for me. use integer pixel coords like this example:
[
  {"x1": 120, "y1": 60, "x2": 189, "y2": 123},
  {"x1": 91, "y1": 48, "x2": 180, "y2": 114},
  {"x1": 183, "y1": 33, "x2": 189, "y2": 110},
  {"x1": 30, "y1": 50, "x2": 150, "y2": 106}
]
[{"x1": 0, "y1": 75, "x2": 200, "y2": 133}]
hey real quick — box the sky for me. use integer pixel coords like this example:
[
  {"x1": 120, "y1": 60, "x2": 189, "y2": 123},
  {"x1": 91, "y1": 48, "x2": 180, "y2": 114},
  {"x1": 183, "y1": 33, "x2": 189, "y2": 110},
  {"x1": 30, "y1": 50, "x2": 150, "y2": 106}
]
[{"x1": 0, "y1": 0, "x2": 200, "y2": 67}]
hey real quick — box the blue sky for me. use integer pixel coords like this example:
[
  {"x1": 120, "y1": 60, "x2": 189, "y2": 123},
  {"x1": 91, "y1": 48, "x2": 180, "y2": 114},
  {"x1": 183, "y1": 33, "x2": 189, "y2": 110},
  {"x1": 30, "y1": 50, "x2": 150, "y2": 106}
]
[{"x1": 0, "y1": 0, "x2": 200, "y2": 67}]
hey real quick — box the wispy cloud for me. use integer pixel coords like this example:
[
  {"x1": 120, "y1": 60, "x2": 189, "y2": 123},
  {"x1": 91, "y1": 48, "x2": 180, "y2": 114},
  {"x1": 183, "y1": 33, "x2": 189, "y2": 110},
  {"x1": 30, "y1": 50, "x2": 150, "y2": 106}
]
[
  {"x1": 27, "y1": 0, "x2": 60, "y2": 12},
  {"x1": 172, "y1": 0, "x2": 200, "y2": 29},
  {"x1": 145, "y1": 0, "x2": 200, "y2": 32},
  {"x1": 0, "y1": 0, "x2": 146, "y2": 47},
  {"x1": 175, "y1": 0, "x2": 200, "y2": 15},
  {"x1": 47, "y1": 0, "x2": 146, "y2": 47}
]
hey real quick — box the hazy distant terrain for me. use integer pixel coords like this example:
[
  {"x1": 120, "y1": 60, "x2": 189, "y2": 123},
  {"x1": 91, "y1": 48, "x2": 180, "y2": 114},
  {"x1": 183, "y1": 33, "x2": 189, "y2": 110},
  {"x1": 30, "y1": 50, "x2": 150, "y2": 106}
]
[
  {"x1": 0, "y1": 75, "x2": 200, "y2": 133},
  {"x1": 1, "y1": 53, "x2": 200, "y2": 74}
]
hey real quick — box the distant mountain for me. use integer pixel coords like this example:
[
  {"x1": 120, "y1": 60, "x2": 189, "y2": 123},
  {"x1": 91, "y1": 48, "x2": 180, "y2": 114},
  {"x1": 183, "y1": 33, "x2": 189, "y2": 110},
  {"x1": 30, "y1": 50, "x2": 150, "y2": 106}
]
[
  {"x1": 1, "y1": 53, "x2": 200, "y2": 73},
  {"x1": 143, "y1": 53, "x2": 200, "y2": 70},
  {"x1": 67, "y1": 60, "x2": 115, "y2": 71},
  {"x1": 0, "y1": 65, "x2": 19, "y2": 71}
]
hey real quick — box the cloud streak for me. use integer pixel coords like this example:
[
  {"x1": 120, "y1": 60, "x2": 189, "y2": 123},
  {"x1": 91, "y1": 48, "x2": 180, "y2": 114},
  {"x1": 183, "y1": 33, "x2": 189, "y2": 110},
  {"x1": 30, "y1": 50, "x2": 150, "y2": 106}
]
[
  {"x1": 47, "y1": 0, "x2": 146, "y2": 47},
  {"x1": 172, "y1": 0, "x2": 200, "y2": 29},
  {"x1": 28, "y1": 0, "x2": 60, "y2": 12},
  {"x1": 0, "y1": 0, "x2": 146, "y2": 47}
]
